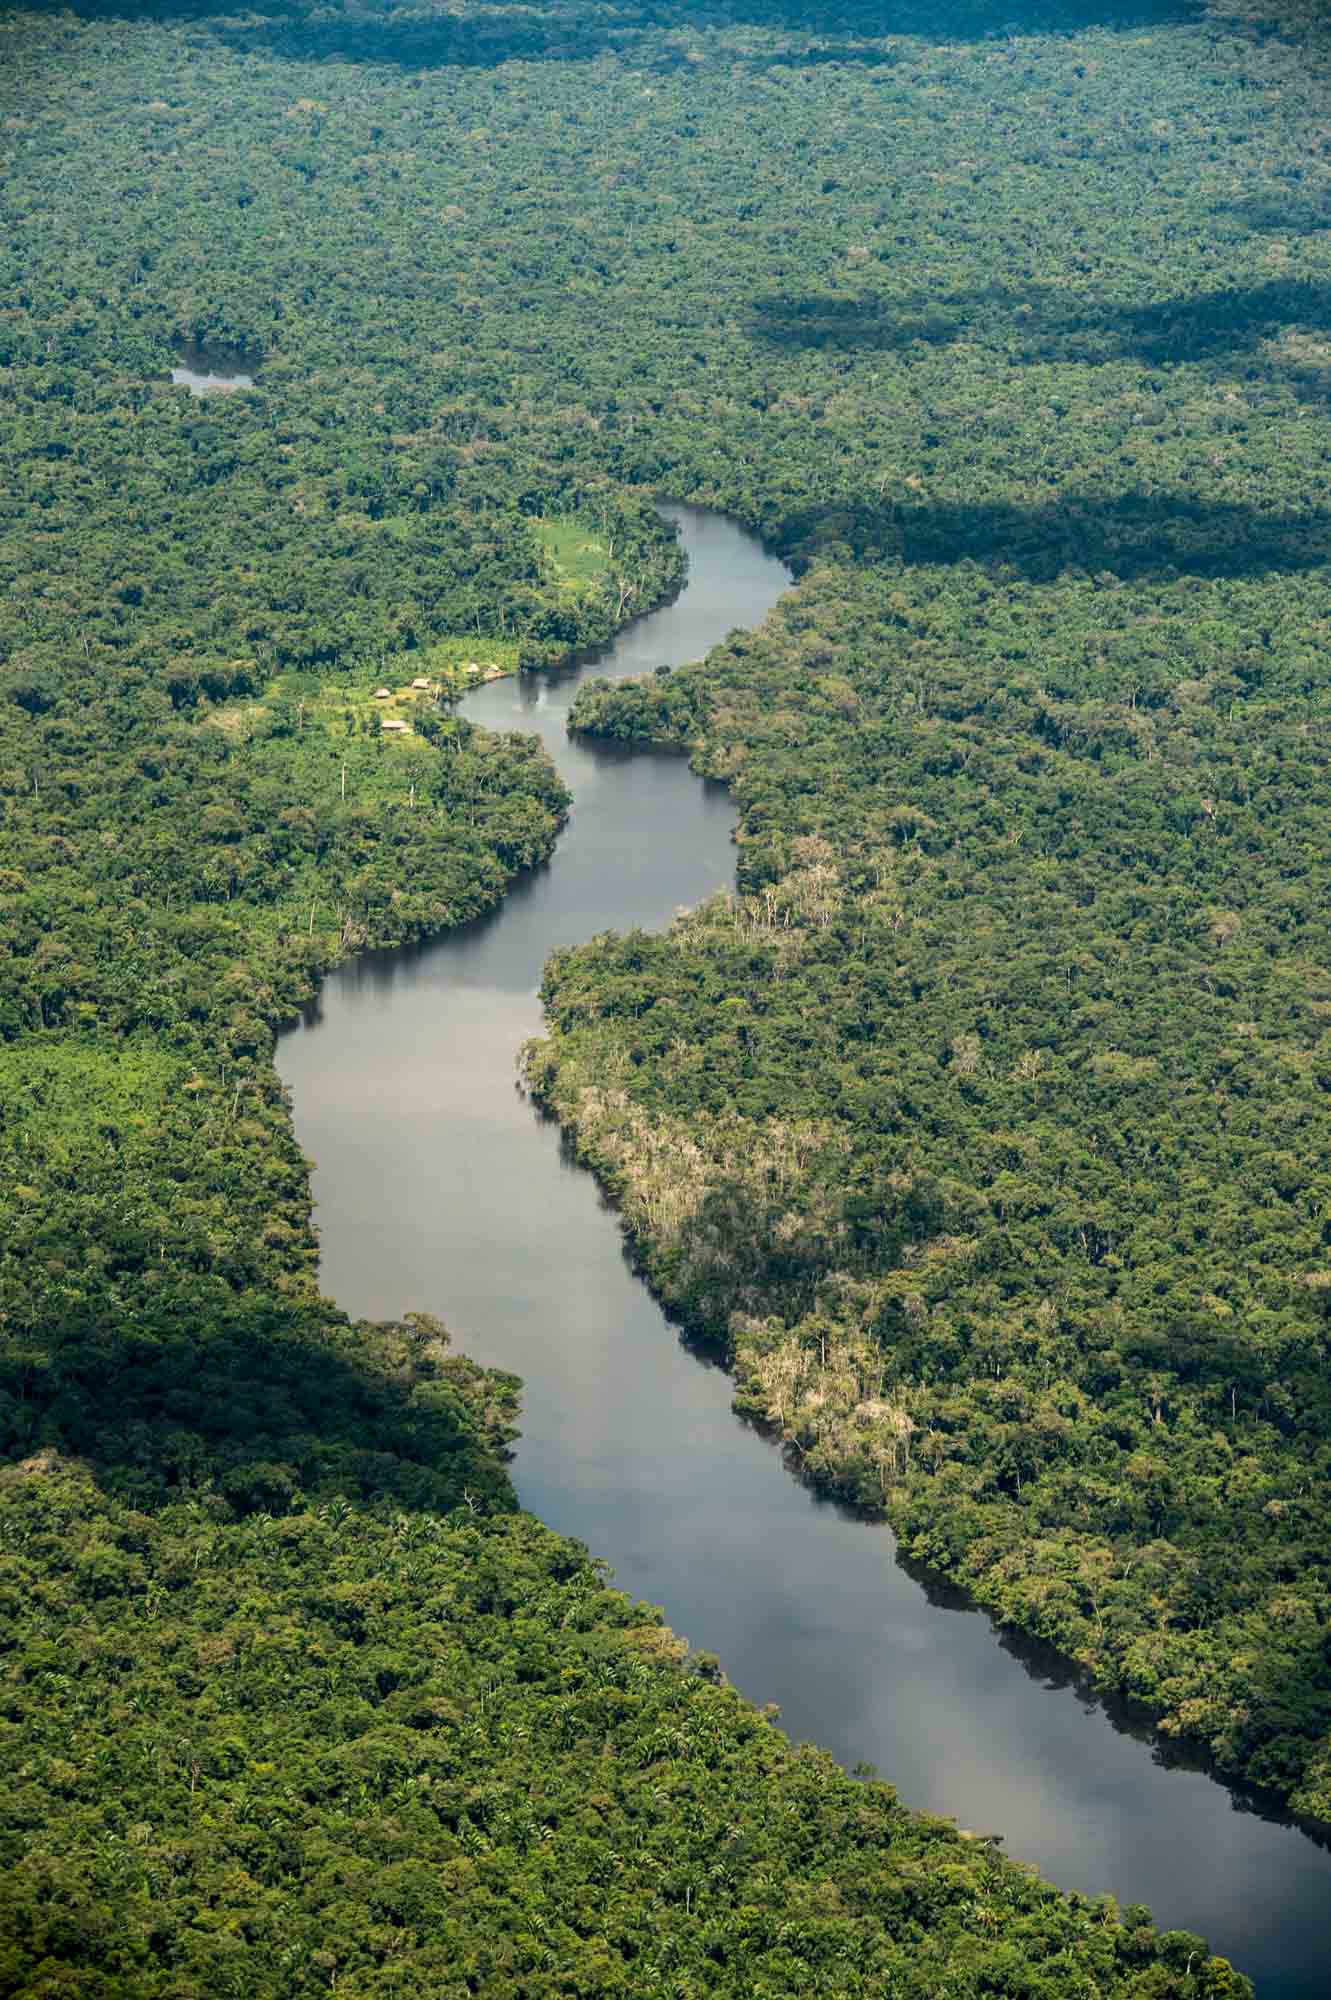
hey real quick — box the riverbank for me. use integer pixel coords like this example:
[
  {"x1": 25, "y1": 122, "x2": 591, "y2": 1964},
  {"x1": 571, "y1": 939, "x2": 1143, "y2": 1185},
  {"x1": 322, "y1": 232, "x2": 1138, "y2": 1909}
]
[
  {"x1": 277, "y1": 506, "x2": 1331, "y2": 1996},
  {"x1": 0, "y1": 485, "x2": 1247, "y2": 1995}
]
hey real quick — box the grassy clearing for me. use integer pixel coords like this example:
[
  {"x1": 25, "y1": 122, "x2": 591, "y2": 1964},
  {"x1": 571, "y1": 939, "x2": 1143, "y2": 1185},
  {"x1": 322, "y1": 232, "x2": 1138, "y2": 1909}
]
[
  {"x1": 532, "y1": 514, "x2": 612, "y2": 595},
  {"x1": 212, "y1": 649, "x2": 522, "y2": 745},
  {"x1": 415, "y1": 635, "x2": 521, "y2": 697}
]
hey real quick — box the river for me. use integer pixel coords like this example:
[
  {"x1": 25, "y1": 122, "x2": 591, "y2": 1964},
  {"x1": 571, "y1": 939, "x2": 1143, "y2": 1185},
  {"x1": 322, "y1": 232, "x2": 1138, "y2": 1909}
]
[{"x1": 276, "y1": 502, "x2": 1331, "y2": 1995}]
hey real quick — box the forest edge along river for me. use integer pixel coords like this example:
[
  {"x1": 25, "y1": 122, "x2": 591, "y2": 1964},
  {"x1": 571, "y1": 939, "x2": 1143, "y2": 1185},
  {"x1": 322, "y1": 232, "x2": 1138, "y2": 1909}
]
[{"x1": 276, "y1": 504, "x2": 1331, "y2": 1997}]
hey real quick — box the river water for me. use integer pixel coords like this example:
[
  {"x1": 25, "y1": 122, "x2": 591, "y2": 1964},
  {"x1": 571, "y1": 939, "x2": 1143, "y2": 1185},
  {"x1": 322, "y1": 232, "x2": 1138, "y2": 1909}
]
[{"x1": 277, "y1": 503, "x2": 1331, "y2": 1995}]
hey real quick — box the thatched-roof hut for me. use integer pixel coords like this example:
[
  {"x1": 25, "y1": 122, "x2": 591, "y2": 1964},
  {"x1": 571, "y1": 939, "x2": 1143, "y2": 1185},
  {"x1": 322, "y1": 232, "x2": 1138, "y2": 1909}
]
[
  {"x1": 373, "y1": 687, "x2": 392, "y2": 699},
  {"x1": 381, "y1": 717, "x2": 410, "y2": 733},
  {"x1": 411, "y1": 676, "x2": 431, "y2": 691}
]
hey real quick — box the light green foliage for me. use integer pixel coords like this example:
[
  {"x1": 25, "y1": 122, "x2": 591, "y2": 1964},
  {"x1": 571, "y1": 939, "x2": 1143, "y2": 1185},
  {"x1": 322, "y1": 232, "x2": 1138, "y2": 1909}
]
[
  {"x1": 415, "y1": 638, "x2": 523, "y2": 694},
  {"x1": 4, "y1": 0, "x2": 1326, "y2": 1984},
  {"x1": 533, "y1": 515, "x2": 614, "y2": 595}
]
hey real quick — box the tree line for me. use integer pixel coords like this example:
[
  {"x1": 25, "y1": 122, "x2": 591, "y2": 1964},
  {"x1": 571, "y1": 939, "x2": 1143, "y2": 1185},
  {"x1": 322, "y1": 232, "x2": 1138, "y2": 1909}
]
[{"x1": 8, "y1": 0, "x2": 1331, "y2": 1985}]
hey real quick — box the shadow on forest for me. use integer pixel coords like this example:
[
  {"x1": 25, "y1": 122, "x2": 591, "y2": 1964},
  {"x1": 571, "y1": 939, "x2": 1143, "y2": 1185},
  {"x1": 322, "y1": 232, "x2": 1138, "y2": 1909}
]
[
  {"x1": 1225, "y1": 192, "x2": 1331, "y2": 238},
  {"x1": 6, "y1": 0, "x2": 1209, "y2": 71},
  {"x1": 783, "y1": 490, "x2": 1331, "y2": 580},
  {"x1": 749, "y1": 277, "x2": 1331, "y2": 370},
  {"x1": 0, "y1": 1289, "x2": 517, "y2": 1517}
]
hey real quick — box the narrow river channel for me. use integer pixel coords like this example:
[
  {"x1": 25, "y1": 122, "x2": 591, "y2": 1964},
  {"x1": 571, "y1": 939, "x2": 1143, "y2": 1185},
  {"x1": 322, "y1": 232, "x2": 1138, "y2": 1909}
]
[{"x1": 277, "y1": 503, "x2": 1331, "y2": 1995}]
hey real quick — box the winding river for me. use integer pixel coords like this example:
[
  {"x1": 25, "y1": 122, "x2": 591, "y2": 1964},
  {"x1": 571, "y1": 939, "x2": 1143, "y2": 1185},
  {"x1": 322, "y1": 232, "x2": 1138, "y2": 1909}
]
[{"x1": 277, "y1": 504, "x2": 1331, "y2": 1995}]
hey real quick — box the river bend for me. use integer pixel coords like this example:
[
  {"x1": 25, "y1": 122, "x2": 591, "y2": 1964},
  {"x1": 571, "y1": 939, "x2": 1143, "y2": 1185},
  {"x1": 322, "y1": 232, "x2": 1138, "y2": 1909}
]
[{"x1": 277, "y1": 504, "x2": 1331, "y2": 1995}]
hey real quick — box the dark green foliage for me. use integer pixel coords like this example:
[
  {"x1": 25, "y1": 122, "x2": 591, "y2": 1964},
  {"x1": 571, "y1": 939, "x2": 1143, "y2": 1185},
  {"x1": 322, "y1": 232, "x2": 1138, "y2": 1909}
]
[
  {"x1": 0, "y1": 1458, "x2": 1250, "y2": 1998},
  {"x1": 5, "y1": 0, "x2": 1329, "y2": 1983},
  {"x1": 543, "y1": 526, "x2": 1331, "y2": 1818}
]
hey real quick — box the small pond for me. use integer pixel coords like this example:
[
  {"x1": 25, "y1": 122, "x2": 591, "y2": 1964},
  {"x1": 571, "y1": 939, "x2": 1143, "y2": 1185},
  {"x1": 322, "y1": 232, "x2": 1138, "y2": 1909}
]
[{"x1": 169, "y1": 339, "x2": 257, "y2": 394}]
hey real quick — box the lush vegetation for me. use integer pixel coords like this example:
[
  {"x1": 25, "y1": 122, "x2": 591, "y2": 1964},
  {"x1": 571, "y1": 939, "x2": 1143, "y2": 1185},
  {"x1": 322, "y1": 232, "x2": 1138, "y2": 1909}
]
[
  {"x1": 542, "y1": 550, "x2": 1331, "y2": 1819},
  {"x1": 518, "y1": 0, "x2": 1331, "y2": 1822},
  {"x1": 6, "y1": 0, "x2": 1331, "y2": 1984},
  {"x1": 3, "y1": 1447, "x2": 1253, "y2": 1999}
]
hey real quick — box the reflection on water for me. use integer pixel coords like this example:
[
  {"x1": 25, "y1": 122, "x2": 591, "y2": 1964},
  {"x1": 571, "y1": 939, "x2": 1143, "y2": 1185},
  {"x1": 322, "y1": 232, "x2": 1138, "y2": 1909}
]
[
  {"x1": 277, "y1": 503, "x2": 1331, "y2": 1995},
  {"x1": 169, "y1": 340, "x2": 256, "y2": 394}
]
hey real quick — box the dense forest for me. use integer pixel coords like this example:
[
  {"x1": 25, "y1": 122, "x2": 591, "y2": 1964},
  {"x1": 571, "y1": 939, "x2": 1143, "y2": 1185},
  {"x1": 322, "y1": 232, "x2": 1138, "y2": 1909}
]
[{"x1": 5, "y1": 0, "x2": 1331, "y2": 1986}]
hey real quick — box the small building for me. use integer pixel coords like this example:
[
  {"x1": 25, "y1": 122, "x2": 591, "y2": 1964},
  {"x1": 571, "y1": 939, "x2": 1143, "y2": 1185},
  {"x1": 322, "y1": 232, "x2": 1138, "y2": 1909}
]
[
  {"x1": 381, "y1": 717, "x2": 410, "y2": 733},
  {"x1": 410, "y1": 676, "x2": 431, "y2": 691},
  {"x1": 373, "y1": 687, "x2": 392, "y2": 699}
]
